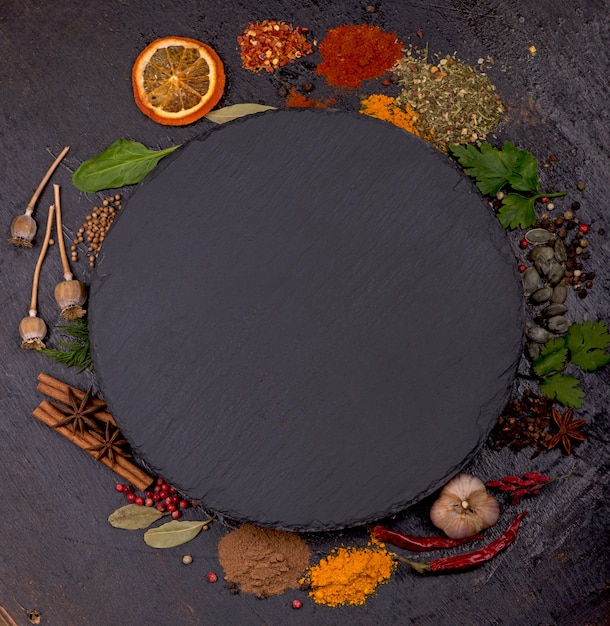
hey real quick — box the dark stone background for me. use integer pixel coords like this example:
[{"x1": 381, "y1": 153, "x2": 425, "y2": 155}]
[{"x1": 0, "y1": 1, "x2": 608, "y2": 624}]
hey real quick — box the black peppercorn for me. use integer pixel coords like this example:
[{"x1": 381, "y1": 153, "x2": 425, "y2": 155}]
[
  {"x1": 578, "y1": 289, "x2": 588, "y2": 298},
  {"x1": 571, "y1": 201, "x2": 581, "y2": 210}
]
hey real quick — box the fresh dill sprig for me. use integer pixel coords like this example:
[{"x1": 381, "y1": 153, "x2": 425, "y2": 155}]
[{"x1": 42, "y1": 317, "x2": 93, "y2": 372}]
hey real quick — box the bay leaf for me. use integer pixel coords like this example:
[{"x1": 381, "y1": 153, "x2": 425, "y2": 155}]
[
  {"x1": 143, "y1": 520, "x2": 205, "y2": 548},
  {"x1": 72, "y1": 139, "x2": 180, "y2": 193},
  {"x1": 108, "y1": 504, "x2": 164, "y2": 530},
  {"x1": 205, "y1": 103, "x2": 276, "y2": 124}
]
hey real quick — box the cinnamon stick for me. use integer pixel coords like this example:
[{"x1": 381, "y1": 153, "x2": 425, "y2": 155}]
[
  {"x1": 37, "y1": 372, "x2": 116, "y2": 425},
  {"x1": 33, "y1": 401, "x2": 153, "y2": 491}
]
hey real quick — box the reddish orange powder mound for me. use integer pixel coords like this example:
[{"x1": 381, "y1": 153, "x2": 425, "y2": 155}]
[
  {"x1": 285, "y1": 88, "x2": 336, "y2": 108},
  {"x1": 316, "y1": 24, "x2": 403, "y2": 88}
]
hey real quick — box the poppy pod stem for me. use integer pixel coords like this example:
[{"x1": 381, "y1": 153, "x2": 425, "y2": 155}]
[
  {"x1": 53, "y1": 184, "x2": 87, "y2": 319},
  {"x1": 30, "y1": 205, "x2": 55, "y2": 315},
  {"x1": 53, "y1": 184, "x2": 73, "y2": 280},
  {"x1": 10, "y1": 147, "x2": 69, "y2": 248},
  {"x1": 19, "y1": 204, "x2": 54, "y2": 349},
  {"x1": 27, "y1": 147, "x2": 70, "y2": 215}
]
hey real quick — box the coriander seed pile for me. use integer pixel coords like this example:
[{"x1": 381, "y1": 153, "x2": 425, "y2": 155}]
[{"x1": 72, "y1": 194, "x2": 121, "y2": 268}]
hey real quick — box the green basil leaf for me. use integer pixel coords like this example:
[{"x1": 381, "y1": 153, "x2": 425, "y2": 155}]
[
  {"x1": 72, "y1": 139, "x2": 180, "y2": 192},
  {"x1": 143, "y1": 520, "x2": 205, "y2": 548},
  {"x1": 205, "y1": 103, "x2": 276, "y2": 124},
  {"x1": 108, "y1": 504, "x2": 165, "y2": 530}
]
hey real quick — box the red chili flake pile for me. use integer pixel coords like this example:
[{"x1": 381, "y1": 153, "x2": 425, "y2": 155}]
[
  {"x1": 316, "y1": 23, "x2": 403, "y2": 89},
  {"x1": 237, "y1": 20, "x2": 313, "y2": 73}
]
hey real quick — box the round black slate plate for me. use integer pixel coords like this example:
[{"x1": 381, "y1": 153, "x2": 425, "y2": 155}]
[{"x1": 89, "y1": 109, "x2": 524, "y2": 532}]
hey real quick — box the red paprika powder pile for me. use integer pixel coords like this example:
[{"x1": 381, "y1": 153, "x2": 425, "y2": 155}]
[
  {"x1": 286, "y1": 88, "x2": 336, "y2": 109},
  {"x1": 316, "y1": 24, "x2": 403, "y2": 89}
]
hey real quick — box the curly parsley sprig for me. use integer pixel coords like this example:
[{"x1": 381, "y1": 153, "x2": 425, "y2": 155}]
[
  {"x1": 450, "y1": 141, "x2": 567, "y2": 229},
  {"x1": 531, "y1": 320, "x2": 610, "y2": 408}
]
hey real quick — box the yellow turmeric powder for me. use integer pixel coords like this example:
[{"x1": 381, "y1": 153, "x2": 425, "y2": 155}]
[
  {"x1": 299, "y1": 540, "x2": 396, "y2": 607},
  {"x1": 359, "y1": 93, "x2": 429, "y2": 142}
]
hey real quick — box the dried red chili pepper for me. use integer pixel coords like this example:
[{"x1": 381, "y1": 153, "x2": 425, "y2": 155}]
[
  {"x1": 396, "y1": 512, "x2": 528, "y2": 574},
  {"x1": 373, "y1": 525, "x2": 483, "y2": 552},
  {"x1": 486, "y1": 470, "x2": 571, "y2": 504}
]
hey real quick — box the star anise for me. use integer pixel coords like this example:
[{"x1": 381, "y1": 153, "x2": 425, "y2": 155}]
[
  {"x1": 51, "y1": 386, "x2": 105, "y2": 436},
  {"x1": 85, "y1": 421, "x2": 130, "y2": 466},
  {"x1": 546, "y1": 407, "x2": 587, "y2": 455}
]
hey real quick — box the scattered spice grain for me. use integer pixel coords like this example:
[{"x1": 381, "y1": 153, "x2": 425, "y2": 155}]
[
  {"x1": 237, "y1": 20, "x2": 313, "y2": 74},
  {"x1": 300, "y1": 540, "x2": 396, "y2": 607},
  {"x1": 316, "y1": 24, "x2": 403, "y2": 89}
]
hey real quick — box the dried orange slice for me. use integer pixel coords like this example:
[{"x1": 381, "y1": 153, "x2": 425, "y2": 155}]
[{"x1": 132, "y1": 36, "x2": 225, "y2": 126}]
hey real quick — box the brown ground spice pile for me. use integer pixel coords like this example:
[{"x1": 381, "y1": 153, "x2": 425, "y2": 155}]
[{"x1": 218, "y1": 524, "x2": 311, "y2": 597}]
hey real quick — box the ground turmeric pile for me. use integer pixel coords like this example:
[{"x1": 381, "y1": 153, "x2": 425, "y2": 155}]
[
  {"x1": 359, "y1": 94, "x2": 428, "y2": 141},
  {"x1": 299, "y1": 540, "x2": 396, "y2": 607}
]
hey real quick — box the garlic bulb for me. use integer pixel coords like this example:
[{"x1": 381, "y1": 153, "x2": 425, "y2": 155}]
[
  {"x1": 430, "y1": 473, "x2": 500, "y2": 539},
  {"x1": 9, "y1": 213, "x2": 37, "y2": 248},
  {"x1": 19, "y1": 315, "x2": 47, "y2": 350}
]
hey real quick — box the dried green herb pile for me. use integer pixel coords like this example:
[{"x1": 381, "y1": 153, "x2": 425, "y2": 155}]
[{"x1": 393, "y1": 49, "x2": 504, "y2": 151}]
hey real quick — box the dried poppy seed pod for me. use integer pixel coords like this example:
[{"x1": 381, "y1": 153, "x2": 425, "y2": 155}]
[
  {"x1": 19, "y1": 314, "x2": 47, "y2": 350},
  {"x1": 54, "y1": 278, "x2": 87, "y2": 319},
  {"x1": 52, "y1": 183, "x2": 87, "y2": 319},
  {"x1": 9, "y1": 212, "x2": 37, "y2": 247},
  {"x1": 20, "y1": 204, "x2": 54, "y2": 350},
  {"x1": 9, "y1": 146, "x2": 69, "y2": 248}
]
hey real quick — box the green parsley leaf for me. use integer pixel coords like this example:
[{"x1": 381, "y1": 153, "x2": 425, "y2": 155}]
[
  {"x1": 508, "y1": 147, "x2": 540, "y2": 193},
  {"x1": 539, "y1": 373, "x2": 585, "y2": 408},
  {"x1": 567, "y1": 320, "x2": 610, "y2": 372},
  {"x1": 497, "y1": 193, "x2": 537, "y2": 229},
  {"x1": 533, "y1": 337, "x2": 568, "y2": 376},
  {"x1": 450, "y1": 141, "x2": 540, "y2": 196}
]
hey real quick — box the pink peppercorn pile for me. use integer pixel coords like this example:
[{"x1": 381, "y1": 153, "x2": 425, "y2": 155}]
[{"x1": 115, "y1": 478, "x2": 195, "y2": 519}]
